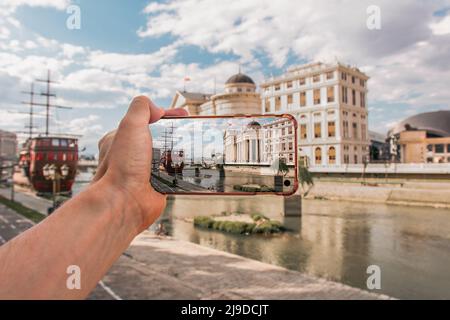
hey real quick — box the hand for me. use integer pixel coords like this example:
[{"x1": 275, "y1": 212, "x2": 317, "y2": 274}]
[{"x1": 93, "y1": 96, "x2": 188, "y2": 232}]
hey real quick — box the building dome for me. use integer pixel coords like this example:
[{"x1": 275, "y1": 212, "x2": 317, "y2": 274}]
[
  {"x1": 389, "y1": 110, "x2": 450, "y2": 138},
  {"x1": 225, "y1": 73, "x2": 255, "y2": 85},
  {"x1": 246, "y1": 121, "x2": 261, "y2": 129}
]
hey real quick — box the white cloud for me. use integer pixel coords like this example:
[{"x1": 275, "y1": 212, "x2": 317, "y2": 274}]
[
  {"x1": 431, "y1": 14, "x2": 450, "y2": 35},
  {"x1": 139, "y1": 0, "x2": 450, "y2": 133},
  {"x1": 86, "y1": 42, "x2": 179, "y2": 74}
]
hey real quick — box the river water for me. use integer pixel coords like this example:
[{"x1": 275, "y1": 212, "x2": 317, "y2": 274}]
[{"x1": 74, "y1": 176, "x2": 450, "y2": 299}]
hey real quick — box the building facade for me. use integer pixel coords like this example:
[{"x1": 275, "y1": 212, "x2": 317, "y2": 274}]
[
  {"x1": 388, "y1": 110, "x2": 450, "y2": 164},
  {"x1": 0, "y1": 130, "x2": 17, "y2": 161},
  {"x1": 224, "y1": 118, "x2": 295, "y2": 166},
  {"x1": 260, "y1": 62, "x2": 370, "y2": 167},
  {"x1": 170, "y1": 73, "x2": 261, "y2": 116}
]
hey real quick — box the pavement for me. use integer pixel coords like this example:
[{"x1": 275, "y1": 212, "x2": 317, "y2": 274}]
[
  {"x1": 0, "y1": 186, "x2": 51, "y2": 215},
  {"x1": 0, "y1": 203, "x2": 389, "y2": 300}
]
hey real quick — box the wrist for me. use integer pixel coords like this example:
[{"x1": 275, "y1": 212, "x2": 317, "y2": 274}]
[{"x1": 88, "y1": 177, "x2": 145, "y2": 237}]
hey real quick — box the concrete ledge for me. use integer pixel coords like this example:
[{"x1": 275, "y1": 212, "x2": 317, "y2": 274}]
[{"x1": 91, "y1": 233, "x2": 391, "y2": 300}]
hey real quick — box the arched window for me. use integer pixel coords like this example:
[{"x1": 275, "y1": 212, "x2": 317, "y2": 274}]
[
  {"x1": 329, "y1": 147, "x2": 336, "y2": 165},
  {"x1": 315, "y1": 147, "x2": 322, "y2": 165}
]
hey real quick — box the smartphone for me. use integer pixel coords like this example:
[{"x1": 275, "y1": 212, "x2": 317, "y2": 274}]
[{"x1": 150, "y1": 114, "x2": 298, "y2": 195}]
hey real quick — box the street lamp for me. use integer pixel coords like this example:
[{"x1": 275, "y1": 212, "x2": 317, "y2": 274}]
[{"x1": 43, "y1": 164, "x2": 70, "y2": 214}]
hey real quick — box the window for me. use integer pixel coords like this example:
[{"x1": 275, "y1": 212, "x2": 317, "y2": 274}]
[
  {"x1": 52, "y1": 139, "x2": 59, "y2": 147},
  {"x1": 329, "y1": 147, "x2": 336, "y2": 164},
  {"x1": 352, "y1": 89, "x2": 356, "y2": 105},
  {"x1": 344, "y1": 154, "x2": 350, "y2": 164},
  {"x1": 435, "y1": 144, "x2": 445, "y2": 153},
  {"x1": 265, "y1": 99, "x2": 271, "y2": 112},
  {"x1": 360, "y1": 79, "x2": 365, "y2": 87},
  {"x1": 352, "y1": 123, "x2": 358, "y2": 139},
  {"x1": 354, "y1": 155, "x2": 358, "y2": 164},
  {"x1": 360, "y1": 92, "x2": 365, "y2": 107},
  {"x1": 287, "y1": 81, "x2": 293, "y2": 89},
  {"x1": 352, "y1": 76, "x2": 356, "y2": 84},
  {"x1": 314, "y1": 89, "x2": 321, "y2": 105},
  {"x1": 327, "y1": 86, "x2": 335, "y2": 103},
  {"x1": 326, "y1": 71, "x2": 334, "y2": 80},
  {"x1": 299, "y1": 78, "x2": 306, "y2": 85},
  {"x1": 300, "y1": 92, "x2": 306, "y2": 107},
  {"x1": 287, "y1": 94, "x2": 293, "y2": 105},
  {"x1": 342, "y1": 87, "x2": 348, "y2": 103},
  {"x1": 343, "y1": 121, "x2": 349, "y2": 138},
  {"x1": 289, "y1": 142, "x2": 293, "y2": 150},
  {"x1": 427, "y1": 144, "x2": 433, "y2": 152},
  {"x1": 341, "y1": 72, "x2": 347, "y2": 81},
  {"x1": 275, "y1": 97, "x2": 281, "y2": 111},
  {"x1": 237, "y1": 88, "x2": 242, "y2": 92},
  {"x1": 300, "y1": 124, "x2": 307, "y2": 139},
  {"x1": 447, "y1": 144, "x2": 450, "y2": 153},
  {"x1": 328, "y1": 121, "x2": 336, "y2": 137},
  {"x1": 60, "y1": 139, "x2": 68, "y2": 147},
  {"x1": 313, "y1": 74, "x2": 321, "y2": 83},
  {"x1": 275, "y1": 84, "x2": 281, "y2": 91},
  {"x1": 288, "y1": 126, "x2": 293, "y2": 134},
  {"x1": 315, "y1": 147, "x2": 322, "y2": 164},
  {"x1": 314, "y1": 123, "x2": 322, "y2": 138}
]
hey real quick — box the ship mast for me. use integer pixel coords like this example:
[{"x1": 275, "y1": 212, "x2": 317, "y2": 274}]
[
  {"x1": 20, "y1": 83, "x2": 38, "y2": 139},
  {"x1": 34, "y1": 70, "x2": 72, "y2": 136}
]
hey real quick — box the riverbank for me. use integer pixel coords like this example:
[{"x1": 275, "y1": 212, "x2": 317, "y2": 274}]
[
  {"x1": 305, "y1": 179, "x2": 450, "y2": 208},
  {"x1": 0, "y1": 203, "x2": 388, "y2": 300}
]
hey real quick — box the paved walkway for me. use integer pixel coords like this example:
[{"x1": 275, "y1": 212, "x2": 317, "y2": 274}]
[
  {"x1": 0, "y1": 204, "x2": 389, "y2": 300},
  {"x1": 0, "y1": 186, "x2": 51, "y2": 215}
]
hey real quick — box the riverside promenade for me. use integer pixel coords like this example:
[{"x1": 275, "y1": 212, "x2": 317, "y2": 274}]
[
  {"x1": 0, "y1": 203, "x2": 388, "y2": 300},
  {"x1": 306, "y1": 179, "x2": 450, "y2": 208}
]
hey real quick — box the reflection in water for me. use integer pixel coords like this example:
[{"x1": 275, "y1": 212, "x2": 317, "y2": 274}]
[
  {"x1": 161, "y1": 198, "x2": 450, "y2": 300},
  {"x1": 74, "y1": 173, "x2": 450, "y2": 299}
]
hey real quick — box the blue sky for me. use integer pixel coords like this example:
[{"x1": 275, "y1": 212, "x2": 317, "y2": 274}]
[{"x1": 0, "y1": 0, "x2": 449, "y2": 154}]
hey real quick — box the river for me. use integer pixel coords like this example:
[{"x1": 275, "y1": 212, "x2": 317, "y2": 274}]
[{"x1": 74, "y1": 176, "x2": 450, "y2": 300}]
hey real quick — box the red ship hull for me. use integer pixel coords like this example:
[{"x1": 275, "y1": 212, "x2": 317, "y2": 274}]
[{"x1": 19, "y1": 136, "x2": 79, "y2": 194}]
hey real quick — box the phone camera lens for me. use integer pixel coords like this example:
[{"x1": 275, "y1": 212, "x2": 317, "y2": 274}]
[{"x1": 284, "y1": 180, "x2": 291, "y2": 187}]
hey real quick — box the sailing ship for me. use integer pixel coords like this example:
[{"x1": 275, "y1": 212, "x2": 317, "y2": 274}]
[{"x1": 17, "y1": 71, "x2": 79, "y2": 195}]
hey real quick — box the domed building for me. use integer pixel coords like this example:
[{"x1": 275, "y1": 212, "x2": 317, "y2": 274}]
[
  {"x1": 389, "y1": 110, "x2": 450, "y2": 163},
  {"x1": 169, "y1": 73, "x2": 261, "y2": 116}
]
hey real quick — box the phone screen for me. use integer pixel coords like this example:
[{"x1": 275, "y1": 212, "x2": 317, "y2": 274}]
[{"x1": 150, "y1": 115, "x2": 298, "y2": 195}]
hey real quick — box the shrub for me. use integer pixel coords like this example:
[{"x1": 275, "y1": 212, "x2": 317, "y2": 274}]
[
  {"x1": 193, "y1": 216, "x2": 283, "y2": 235},
  {"x1": 251, "y1": 214, "x2": 268, "y2": 222},
  {"x1": 193, "y1": 216, "x2": 215, "y2": 229}
]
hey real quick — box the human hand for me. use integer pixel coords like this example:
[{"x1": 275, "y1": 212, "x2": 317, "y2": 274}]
[{"x1": 93, "y1": 96, "x2": 188, "y2": 232}]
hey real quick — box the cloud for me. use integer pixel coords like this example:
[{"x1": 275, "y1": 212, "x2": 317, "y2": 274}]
[{"x1": 138, "y1": 0, "x2": 450, "y2": 134}]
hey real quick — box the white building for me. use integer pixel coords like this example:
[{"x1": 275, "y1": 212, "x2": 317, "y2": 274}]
[
  {"x1": 224, "y1": 118, "x2": 295, "y2": 166},
  {"x1": 260, "y1": 62, "x2": 370, "y2": 167}
]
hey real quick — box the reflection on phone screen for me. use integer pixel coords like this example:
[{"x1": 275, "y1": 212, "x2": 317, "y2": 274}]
[{"x1": 150, "y1": 116, "x2": 297, "y2": 195}]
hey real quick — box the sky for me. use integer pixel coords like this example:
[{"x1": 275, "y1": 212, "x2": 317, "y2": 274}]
[{"x1": 0, "y1": 0, "x2": 449, "y2": 155}]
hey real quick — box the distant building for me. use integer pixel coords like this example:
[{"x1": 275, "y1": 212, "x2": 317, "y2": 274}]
[
  {"x1": 388, "y1": 111, "x2": 450, "y2": 163},
  {"x1": 170, "y1": 73, "x2": 261, "y2": 115},
  {"x1": 0, "y1": 130, "x2": 17, "y2": 161},
  {"x1": 369, "y1": 130, "x2": 389, "y2": 162},
  {"x1": 260, "y1": 62, "x2": 370, "y2": 167}
]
